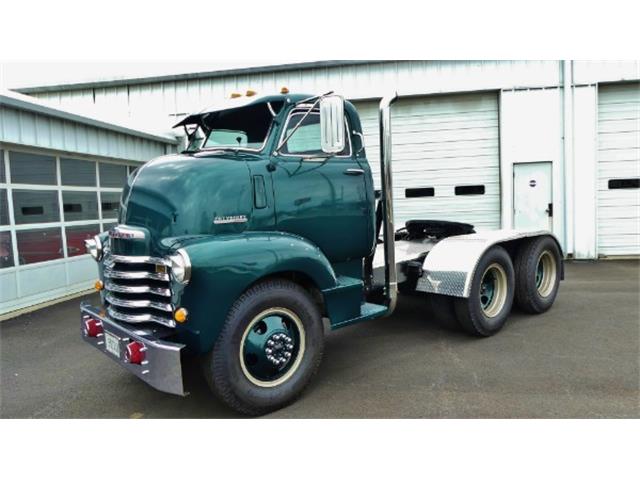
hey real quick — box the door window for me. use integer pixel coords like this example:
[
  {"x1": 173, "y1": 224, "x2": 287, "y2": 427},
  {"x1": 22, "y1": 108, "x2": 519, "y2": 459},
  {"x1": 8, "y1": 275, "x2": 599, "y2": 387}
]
[{"x1": 281, "y1": 111, "x2": 351, "y2": 157}]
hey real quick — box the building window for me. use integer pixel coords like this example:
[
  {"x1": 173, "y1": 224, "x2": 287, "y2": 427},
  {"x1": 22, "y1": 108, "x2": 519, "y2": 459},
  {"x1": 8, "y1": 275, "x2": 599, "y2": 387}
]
[
  {"x1": 0, "y1": 149, "x2": 6, "y2": 183},
  {"x1": 16, "y1": 227, "x2": 63, "y2": 265},
  {"x1": 61, "y1": 158, "x2": 97, "y2": 186},
  {"x1": 99, "y1": 163, "x2": 128, "y2": 188},
  {"x1": 455, "y1": 185, "x2": 485, "y2": 195},
  {"x1": 12, "y1": 190, "x2": 60, "y2": 224},
  {"x1": 0, "y1": 231, "x2": 14, "y2": 268},
  {"x1": 9, "y1": 152, "x2": 57, "y2": 185},
  {"x1": 608, "y1": 178, "x2": 640, "y2": 189},
  {"x1": 100, "y1": 192, "x2": 121, "y2": 219},
  {"x1": 1, "y1": 148, "x2": 139, "y2": 268},
  {"x1": 0, "y1": 189, "x2": 9, "y2": 225},
  {"x1": 62, "y1": 191, "x2": 99, "y2": 221},
  {"x1": 405, "y1": 187, "x2": 435, "y2": 198},
  {"x1": 65, "y1": 224, "x2": 100, "y2": 257}
]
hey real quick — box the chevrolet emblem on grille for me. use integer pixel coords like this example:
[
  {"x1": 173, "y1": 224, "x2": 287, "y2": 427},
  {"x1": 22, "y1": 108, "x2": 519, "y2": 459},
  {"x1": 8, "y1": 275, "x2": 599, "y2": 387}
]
[{"x1": 109, "y1": 225, "x2": 146, "y2": 240}]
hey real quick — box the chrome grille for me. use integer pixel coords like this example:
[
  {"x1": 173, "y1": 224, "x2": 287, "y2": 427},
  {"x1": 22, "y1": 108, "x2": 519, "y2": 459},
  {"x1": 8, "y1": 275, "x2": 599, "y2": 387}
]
[{"x1": 103, "y1": 254, "x2": 175, "y2": 327}]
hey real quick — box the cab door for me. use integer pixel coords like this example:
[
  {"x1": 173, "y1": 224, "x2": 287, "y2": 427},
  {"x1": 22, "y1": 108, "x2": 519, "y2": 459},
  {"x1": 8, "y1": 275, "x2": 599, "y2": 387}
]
[{"x1": 271, "y1": 108, "x2": 373, "y2": 263}]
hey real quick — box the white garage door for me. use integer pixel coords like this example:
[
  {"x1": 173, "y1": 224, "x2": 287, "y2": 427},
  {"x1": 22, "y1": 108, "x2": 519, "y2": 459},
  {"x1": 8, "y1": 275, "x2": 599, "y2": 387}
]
[
  {"x1": 597, "y1": 83, "x2": 640, "y2": 256},
  {"x1": 354, "y1": 92, "x2": 500, "y2": 230}
]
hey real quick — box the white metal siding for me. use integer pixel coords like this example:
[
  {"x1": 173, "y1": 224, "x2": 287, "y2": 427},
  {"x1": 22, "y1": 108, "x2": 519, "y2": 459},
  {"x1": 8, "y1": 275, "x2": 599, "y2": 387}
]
[
  {"x1": 0, "y1": 106, "x2": 171, "y2": 162},
  {"x1": 354, "y1": 92, "x2": 500, "y2": 230},
  {"x1": 597, "y1": 83, "x2": 640, "y2": 256},
  {"x1": 28, "y1": 61, "x2": 562, "y2": 133}
]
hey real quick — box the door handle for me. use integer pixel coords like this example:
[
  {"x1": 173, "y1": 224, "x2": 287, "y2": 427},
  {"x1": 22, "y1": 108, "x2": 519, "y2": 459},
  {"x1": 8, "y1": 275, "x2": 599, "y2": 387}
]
[
  {"x1": 344, "y1": 168, "x2": 364, "y2": 176},
  {"x1": 546, "y1": 203, "x2": 553, "y2": 217}
]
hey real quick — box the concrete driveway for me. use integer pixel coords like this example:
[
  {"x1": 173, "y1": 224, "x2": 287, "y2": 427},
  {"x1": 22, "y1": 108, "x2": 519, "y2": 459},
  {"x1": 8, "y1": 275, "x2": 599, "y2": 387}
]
[{"x1": 1, "y1": 260, "x2": 638, "y2": 418}]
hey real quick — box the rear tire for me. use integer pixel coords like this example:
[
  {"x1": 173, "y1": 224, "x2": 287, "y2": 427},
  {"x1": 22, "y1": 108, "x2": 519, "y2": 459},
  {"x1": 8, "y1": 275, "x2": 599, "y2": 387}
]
[
  {"x1": 454, "y1": 246, "x2": 515, "y2": 337},
  {"x1": 514, "y1": 236, "x2": 561, "y2": 314},
  {"x1": 203, "y1": 279, "x2": 324, "y2": 416}
]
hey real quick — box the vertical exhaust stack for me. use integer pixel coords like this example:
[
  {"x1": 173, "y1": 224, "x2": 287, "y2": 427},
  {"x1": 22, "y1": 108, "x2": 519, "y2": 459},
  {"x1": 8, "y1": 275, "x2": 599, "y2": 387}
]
[{"x1": 379, "y1": 93, "x2": 399, "y2": 315}]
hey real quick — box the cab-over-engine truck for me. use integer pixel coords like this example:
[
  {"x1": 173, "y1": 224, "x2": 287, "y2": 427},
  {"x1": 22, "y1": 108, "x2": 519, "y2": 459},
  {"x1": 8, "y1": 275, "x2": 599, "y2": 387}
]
[{"x1": 81, "y1": 90, "x2": 563, "y2": 415}]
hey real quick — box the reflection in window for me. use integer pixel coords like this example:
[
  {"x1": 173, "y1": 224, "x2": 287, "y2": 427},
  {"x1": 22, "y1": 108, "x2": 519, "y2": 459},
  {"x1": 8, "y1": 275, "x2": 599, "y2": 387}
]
[
  {"x1": 12, "y1": 190, "x2": 60, "y2": 224},
  {"x1": 101, "y1": 192, "x2": 121, "y2": 219},
  {"x1": 16, "y1": 228, "x2": 63, "y2": 265},
  {"x1": 62, "y1": 191, "x2": 99, "y2": 221},
  {"x1": 99, "y1": 163, "x2": 128, "y2": 188},
  {"x1": 0, "y1": 231, "x2": 14, "y2": 268},
  {"x1": 61, "y1": 158, "x2": 96, "y2": 186},
  {"x1": 9, "y1": 151, "x2": 57, "y2": 185},
  {"x1": 65, "y1": 224, "x2": 100, "y2": 257}
]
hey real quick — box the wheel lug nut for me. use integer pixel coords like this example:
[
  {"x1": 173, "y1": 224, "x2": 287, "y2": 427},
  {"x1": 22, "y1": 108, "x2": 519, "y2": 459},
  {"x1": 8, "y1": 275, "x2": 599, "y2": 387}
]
[
  {"x1": 267, "y1": 340, "x2": 274, "y2": 347},
  {"x1": 284, "y1": 352, "x2": 291, "y2": 358},
  {"x1": 265, "y1": 348, "x2": 272, "y2": 354}
]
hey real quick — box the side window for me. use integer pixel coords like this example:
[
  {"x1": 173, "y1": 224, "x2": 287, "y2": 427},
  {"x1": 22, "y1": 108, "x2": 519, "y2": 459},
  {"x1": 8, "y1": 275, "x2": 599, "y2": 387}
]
[{"x1": 282, "y1": 111, "x2": 351, "y2": 157}]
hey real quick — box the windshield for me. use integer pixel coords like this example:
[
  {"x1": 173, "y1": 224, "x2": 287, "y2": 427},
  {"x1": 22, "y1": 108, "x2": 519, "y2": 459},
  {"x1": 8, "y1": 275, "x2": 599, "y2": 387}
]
[{"x1": 193, "y1": 102, "x2": 278, "y2": 152}]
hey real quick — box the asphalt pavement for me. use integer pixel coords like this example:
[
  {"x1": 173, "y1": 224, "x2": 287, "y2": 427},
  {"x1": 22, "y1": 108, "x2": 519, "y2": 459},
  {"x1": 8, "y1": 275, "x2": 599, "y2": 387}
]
[{"x1": 1, "y1": 260, "x2": 638, "y2": 418}]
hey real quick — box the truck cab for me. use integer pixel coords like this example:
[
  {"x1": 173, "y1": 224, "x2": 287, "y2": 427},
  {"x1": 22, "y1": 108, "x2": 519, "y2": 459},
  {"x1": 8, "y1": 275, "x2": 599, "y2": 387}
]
[{"x1": 81, "y1": 91, "x2": 563, "y2": 415}]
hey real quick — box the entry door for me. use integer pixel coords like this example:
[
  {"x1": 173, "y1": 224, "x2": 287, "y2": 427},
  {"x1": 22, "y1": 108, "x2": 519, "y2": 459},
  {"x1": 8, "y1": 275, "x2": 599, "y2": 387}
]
[{"x1": 513, "y1": 162, "x2": 553, "y2": 231}]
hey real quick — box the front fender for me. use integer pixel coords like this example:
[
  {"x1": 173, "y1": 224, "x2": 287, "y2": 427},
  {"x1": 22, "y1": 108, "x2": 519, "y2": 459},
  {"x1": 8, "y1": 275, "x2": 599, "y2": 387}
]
[{"x1": 171, "y1": 232, "x2": 338, "y2": 353}]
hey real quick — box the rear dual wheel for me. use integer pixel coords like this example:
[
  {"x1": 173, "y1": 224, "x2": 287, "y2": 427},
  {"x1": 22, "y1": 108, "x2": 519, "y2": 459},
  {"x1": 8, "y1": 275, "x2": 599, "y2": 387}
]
[
  {"x1": 455, "y1": 246, "x2": 515, "y2": 337},
  {"x1": 514, "y1": 236, "x2": 561, "y2": 314}
]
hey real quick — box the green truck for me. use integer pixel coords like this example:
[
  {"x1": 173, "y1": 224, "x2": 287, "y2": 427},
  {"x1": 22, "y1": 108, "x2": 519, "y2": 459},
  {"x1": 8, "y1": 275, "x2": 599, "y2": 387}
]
[{"x1": 81, "y1": 90, "x2": 563, "y2": 415}]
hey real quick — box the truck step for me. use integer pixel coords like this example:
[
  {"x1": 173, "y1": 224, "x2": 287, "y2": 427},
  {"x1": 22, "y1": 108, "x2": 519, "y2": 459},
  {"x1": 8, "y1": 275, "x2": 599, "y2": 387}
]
[{"x1": 331, "y1": 302, "x2": 388, "y2": 329}]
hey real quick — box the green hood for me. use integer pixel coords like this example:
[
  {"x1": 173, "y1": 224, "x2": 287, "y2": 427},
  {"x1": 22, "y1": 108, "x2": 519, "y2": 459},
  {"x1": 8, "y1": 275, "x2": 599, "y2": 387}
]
[{"x1": 121, "y1": 153, "x2": 253, "y2": 240}]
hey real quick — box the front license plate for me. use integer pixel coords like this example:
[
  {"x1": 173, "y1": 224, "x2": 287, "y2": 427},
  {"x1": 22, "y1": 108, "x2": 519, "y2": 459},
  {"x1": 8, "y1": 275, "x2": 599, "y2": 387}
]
[{"x1": 105, "y1": 332, "x2": 120, "y2": 358}]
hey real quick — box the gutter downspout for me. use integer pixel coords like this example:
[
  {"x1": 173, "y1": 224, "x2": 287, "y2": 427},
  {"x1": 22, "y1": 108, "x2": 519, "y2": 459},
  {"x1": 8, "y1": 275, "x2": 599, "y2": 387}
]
[
  {"x1": 562, "y1": 60, "x2": 574, "y2": 257},
  {"x1": 379, "y1": 93, "x2": 399, "y2": 315}
]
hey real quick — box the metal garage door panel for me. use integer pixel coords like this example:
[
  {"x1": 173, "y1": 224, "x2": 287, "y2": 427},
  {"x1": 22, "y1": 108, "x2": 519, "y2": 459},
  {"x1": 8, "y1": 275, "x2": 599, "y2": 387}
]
[
  {"x1": 354, "y1": 92, "x2": 500, "y2": 230},
  {"x1": 597, "y1": 83, "x2": 640, "y2": 256}
]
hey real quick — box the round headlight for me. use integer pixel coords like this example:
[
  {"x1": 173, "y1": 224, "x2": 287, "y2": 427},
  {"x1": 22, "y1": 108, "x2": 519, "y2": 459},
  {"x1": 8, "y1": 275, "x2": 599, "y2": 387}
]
[
  {"x1": 169, "y1": 249, "x2": 191, "y2": 285},
  {"x1": 85, "y1": 235, "x2": 103, "y2": 261}
]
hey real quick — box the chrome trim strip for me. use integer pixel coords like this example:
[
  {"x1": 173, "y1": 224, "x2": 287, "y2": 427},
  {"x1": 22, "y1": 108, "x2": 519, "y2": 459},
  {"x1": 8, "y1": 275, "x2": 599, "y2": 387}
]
[
  {"x1": 106, "y1": 293, "x2": 173, "y2": 313},
  {"x1": 107, "y1": 306, "x2": 176, "y2": 328},
  {"x1": 104, "y1": 280, "x2": 171, "y2": 297},
  {"x1": 106, "y1": 254, "x2": 171, "y2": 267},
  {"x1": 104, "y1": 268, "x2": 170, "y2": 282}
]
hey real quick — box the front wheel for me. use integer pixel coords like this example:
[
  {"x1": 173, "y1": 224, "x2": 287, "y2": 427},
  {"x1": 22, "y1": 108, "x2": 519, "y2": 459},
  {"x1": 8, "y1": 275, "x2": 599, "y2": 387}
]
[
  {"x1": 203, "y1": 279, "x2": 324, "y2": 416},
  {"x1": 454, "y1": 246, "x2": 515, "y2": 337}
]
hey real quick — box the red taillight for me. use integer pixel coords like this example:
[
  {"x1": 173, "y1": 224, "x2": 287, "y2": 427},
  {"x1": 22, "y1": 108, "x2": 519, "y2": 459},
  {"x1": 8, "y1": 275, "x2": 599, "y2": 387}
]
[
  {"x1": 83, "y1": 317, "x2": 103, "y2": 337},
  {"x1": 124, "y1": 341, "x2": 146, "y2": 364}
]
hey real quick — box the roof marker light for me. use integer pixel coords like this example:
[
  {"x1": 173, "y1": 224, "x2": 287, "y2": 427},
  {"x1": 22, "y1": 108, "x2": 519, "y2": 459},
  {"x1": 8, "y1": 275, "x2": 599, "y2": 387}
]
[
  {"x1": 245, "y1": 89, "x2": 257, "y2": 97},
  {"x1": 230, "y1": 92, "x2": 242, "y2": 99},
  {"x1": 280, "y1": 86, "x2": 289, "y2": 94}
]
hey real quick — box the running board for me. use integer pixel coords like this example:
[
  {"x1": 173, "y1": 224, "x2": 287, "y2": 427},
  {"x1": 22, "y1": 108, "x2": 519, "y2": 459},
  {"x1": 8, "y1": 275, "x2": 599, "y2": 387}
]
[{"x1": 330, "y1": 302, "x2": 388, "y2": 330}]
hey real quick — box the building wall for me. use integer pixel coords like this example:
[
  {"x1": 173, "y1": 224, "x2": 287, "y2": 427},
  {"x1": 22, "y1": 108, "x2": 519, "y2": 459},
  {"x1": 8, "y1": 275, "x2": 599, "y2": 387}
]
[{"x1": 18, "y1": 60, "x2": 640, "y2": 260}]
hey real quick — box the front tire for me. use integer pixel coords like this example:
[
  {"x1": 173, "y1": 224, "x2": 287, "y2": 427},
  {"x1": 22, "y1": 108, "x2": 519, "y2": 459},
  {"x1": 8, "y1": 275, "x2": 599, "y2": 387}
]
[
  {"x1": 514, "y1": 236, "x2": 561, "y2": 314},
  {"x1": 454, "y1": 246, "x2": 515, "y2": 337},
  {"x1": 203, "y1": 279, "x2": 324, "y2": 416}
]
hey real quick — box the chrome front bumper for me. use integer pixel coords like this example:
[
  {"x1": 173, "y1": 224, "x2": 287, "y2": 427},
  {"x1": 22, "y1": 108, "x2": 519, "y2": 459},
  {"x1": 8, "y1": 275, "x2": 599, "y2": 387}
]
[{"x1": 80, "y1": 302, "x2": 186, "y2": 396}]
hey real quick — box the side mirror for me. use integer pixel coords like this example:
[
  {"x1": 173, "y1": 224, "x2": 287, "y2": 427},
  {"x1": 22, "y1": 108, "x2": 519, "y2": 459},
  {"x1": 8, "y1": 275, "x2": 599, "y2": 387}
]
[{"x1": 319, "y1": 95, "x2": 345, "y2": 154}]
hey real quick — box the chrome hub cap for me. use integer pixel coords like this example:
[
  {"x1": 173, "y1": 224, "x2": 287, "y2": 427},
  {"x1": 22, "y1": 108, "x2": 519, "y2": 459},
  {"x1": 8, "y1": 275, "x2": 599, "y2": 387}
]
[
  {"x1": 239, "y1": 307, "x2": 305, "y2": 388},
  {"x1": 479, "y1": 263, "x2": 508, "y2": 319}
]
